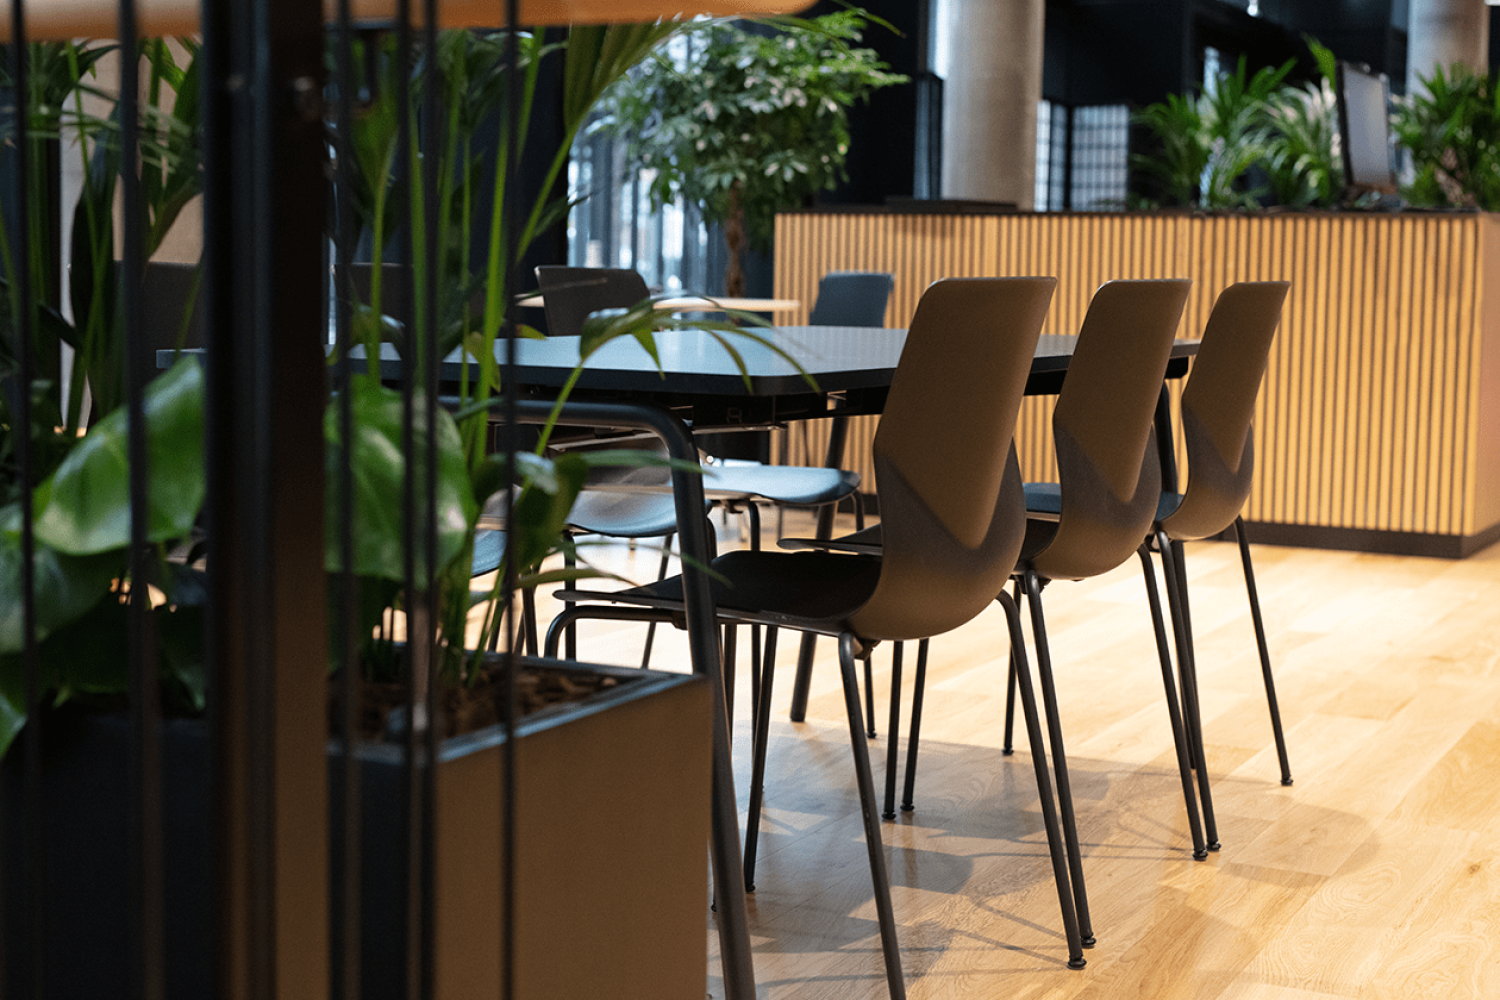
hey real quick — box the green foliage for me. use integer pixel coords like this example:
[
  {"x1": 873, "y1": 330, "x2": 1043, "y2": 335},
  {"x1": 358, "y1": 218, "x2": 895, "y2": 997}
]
[
  {"x1": 1133, "y1": 56, "x2": 1294, "y2": 210},
  {"x1": 0, "y1": 360, "x2": 210, "y2": 757},
  {"x1": 600, "y1": 11, "x2": 906, "y2": 254},
  {"x1": 1392, "y1": 62, "x2": 1500, "y2": 210},
  {"x1": 1264, "y1": 82, "x2": 1341, "y2": 208},
  {"x1": 0, "y1": 22, "x2": 818, "y2": 745},
  {"x1": 323, "y1": 375, "x2": 476, "y2": 583}
]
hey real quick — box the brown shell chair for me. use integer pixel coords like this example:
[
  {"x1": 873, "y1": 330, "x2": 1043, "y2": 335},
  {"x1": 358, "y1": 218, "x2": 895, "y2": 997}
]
[
  {"x1": 545, "y1": 277, "x2": 1085, "y2": 993},
  {"x1": 1143, "y1": 281, "x2": 1293, "y2": 853},
  {"x1": 850, "y1": 280, "x2": 1201, "y2": 951},
  {"x1": 1005, "y1": 279, "x2": 1202, "y2": 952}
]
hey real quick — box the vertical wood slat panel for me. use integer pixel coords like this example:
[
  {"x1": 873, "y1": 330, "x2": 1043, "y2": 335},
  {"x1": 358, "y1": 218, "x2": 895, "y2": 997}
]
[{"x1": 773, "y1": 211, "x2": 1487, "y2": 540}]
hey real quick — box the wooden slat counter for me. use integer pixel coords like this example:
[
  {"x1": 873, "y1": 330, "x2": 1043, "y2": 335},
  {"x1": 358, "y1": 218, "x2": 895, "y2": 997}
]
[{"x1": 775, "y1": 209, "x2": 1500, "y2": 557}]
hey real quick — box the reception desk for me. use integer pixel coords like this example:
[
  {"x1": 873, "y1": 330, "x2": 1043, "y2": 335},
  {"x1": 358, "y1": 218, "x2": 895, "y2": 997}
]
[{"x1": 774, "y1": 208, "x2": 1500, "y2": 557}]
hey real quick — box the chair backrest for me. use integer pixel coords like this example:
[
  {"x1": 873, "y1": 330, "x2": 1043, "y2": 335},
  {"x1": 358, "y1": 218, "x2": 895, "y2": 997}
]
[
  {"x1": 1029, "y1": 279, "x2": 1191, "y2": 582},
  {"x1": 534, "y1": 266, "x2": 651, "y2": 337},
  {"x1": 1160, "y1": 281, "x2": 1289, "y2": 540},
  {"x1": 806, "y1": 271, "x2": 894, "y2": 327},
  {"x1": 848, "y1": 276, "x2": 1056, "y2": 642}
]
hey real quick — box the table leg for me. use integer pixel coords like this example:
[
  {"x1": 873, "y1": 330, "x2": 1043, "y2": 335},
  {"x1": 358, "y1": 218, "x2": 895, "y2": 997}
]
[
  {"x1": 789, "y1": 412, "x2": 851, "y2": 722},
  {"x1": 1155, "y1": 385, "x2": 1179, "y2": 493}
]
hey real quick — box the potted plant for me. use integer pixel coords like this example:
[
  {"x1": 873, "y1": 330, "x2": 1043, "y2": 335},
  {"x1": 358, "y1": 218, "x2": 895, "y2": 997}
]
[
  {"x1": 3, "y1": 21, "x2": 812, "y2": 997},
  {"x1": 1131, "y1": 55, "x2": 1293, "y2": 210}
]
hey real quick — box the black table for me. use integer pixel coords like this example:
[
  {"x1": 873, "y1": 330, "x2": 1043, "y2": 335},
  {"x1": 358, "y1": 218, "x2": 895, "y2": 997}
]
[{"x1": 360, "y1": 326, "x2": 1196, "y2": 429}]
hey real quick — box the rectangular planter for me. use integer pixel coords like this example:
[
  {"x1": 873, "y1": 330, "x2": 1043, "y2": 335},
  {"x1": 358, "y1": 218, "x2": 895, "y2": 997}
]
[
  {"x1": 4, "y1": 658, "x2": 711, "y2": 1000},
  {"x1": 341, "y1": 659, "x2": 712, "y2": 999}
]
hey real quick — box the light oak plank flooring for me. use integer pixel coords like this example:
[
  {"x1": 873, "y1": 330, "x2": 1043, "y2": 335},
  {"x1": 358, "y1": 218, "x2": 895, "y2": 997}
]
[{"x1": 524, "y1": 511, "x2": 1500, "y2": 1000}]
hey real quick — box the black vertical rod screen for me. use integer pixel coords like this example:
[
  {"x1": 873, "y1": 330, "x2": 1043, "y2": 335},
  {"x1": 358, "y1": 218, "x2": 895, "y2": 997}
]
[
  {"x1": 389, "y1": 4, "x2": 429, "y2": 997},
  {"x1": 499, "y1": 4, "x2": 521, "y2": 998},
  {"x1": 418, "y1": 1, "x2": 441, "y2": 996},
  {"x1": 330, "y1": 1, "x2": 362, "y2": 997},
  {"x1": 6, "y1": 4, "x2": 46, "y2": 996},
  {"x1": 118, "y1": 3, "x2": 168, "y2": 997}
]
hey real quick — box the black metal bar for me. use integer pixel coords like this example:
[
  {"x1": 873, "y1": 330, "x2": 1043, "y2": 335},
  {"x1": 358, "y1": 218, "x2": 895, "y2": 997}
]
[
  {"x1": 418, "y1": 4, "x2": 441, "y2": 998},
  {"x1": 119, "y1": 4, "x2": 169, "y2": 998},
  {"x1": 6, "y1": 8, "x2": 44, "y2": 997},
  {"x1": 499, "y1": 8, "x2": 522, "y2": 1000},
  {"x1": 330, "y1": 1, "x2": 363, "y2": 996}
]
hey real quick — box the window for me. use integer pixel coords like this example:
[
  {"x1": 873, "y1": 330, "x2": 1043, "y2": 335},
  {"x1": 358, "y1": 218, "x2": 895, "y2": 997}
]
[
  {"x1": 1034, "y1": 100, "x2": 1130, "y2": 211},
  {"x1": 566, "y1": 34, "x2": 712, "y2": 294}
]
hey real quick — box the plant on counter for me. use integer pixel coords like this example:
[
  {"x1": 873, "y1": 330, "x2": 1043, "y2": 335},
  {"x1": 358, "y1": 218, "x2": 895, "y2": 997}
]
[
  {"x1": 597, "y1": 9, "x2": 906, "y2": 297},
  {"x1": 1262, "y1": 38, "x2": 1342, "y2": 209},
  {"x1": 1132, "y1": 55, "x2": 1294, "y2": 210},
  {"x1": 1392, "y1": 62, "x2": 1500, "y2": 211}
]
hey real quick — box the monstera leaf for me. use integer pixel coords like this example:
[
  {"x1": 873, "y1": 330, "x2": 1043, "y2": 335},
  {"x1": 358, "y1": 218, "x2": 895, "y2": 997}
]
[
  {"x1": 33, "y1": 357, "x2": 206, "y2": 555},
  {"x1": 324, "y1": 375, "x2": 477, "y2": 582}
]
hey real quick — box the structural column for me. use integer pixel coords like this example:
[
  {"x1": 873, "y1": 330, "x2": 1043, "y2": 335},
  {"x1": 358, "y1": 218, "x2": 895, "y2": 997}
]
[
  {"x1": 935, "y1": 0, "x2": 1045, "y2": 208},
  {"x1": 1407, "y1": 0, "x2": 1489, "y2": 96}
]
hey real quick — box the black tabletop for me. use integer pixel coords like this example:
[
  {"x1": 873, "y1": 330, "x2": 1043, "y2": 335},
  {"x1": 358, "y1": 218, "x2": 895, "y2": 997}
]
[{"x1": 165, "y1": 326, "x2": 1197, "y2": 428}]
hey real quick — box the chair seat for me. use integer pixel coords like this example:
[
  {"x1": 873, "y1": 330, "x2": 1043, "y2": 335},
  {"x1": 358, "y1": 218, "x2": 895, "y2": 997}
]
[
  {"x1": 1024, "y1": 481, "x2": 1184, "y2": 524},
  {"x1": 781, "y1": 513, "x2": 1063, "y2": 567},
  {"x1": 568, "y1": 489, "x2": 685, "y2": 538},
  {"x1": 471, "y1": 529, "x2": 506, "y2": 576},
  {"x1": 704, "y1": 461, "x2": 860, "y2": 507},
  {"x1": 567, "y1": 544, "x2": 884, "y2": 630}
]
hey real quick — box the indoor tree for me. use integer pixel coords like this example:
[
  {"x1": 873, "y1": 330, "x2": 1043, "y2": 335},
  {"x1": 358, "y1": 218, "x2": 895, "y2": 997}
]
[{"x1": 599, "y1": 10, "x2": 905, "y2": 296}]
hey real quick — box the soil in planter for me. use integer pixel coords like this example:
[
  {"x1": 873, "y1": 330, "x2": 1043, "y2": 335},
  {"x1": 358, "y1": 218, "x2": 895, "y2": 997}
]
[{"x1": 333, "y1": 659, "x2": 634, "y2": 742}]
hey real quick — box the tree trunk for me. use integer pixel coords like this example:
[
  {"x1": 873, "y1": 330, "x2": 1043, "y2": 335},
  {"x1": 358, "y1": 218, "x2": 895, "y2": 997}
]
[{"x1": 723, "y1": 181, "x2": 746, "y2": 299}]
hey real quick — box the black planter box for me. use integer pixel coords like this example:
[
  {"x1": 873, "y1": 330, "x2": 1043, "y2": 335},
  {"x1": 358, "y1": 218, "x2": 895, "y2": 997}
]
[{"x1": 2, "y1": 659, "x2": 711, "y2": 999}]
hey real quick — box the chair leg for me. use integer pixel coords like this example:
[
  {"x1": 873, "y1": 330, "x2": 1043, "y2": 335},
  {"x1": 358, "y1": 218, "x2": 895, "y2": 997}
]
[
  {"x1": 900, "y1": 639, "x2": 928, "y2": 813},
  {"x1": 563, "y1": 548, "x2": 579, "y2": 660},
  {"x1": 520, "y1": 587, "x2": 539, "y2": 656},
  {"x1": 1234, "y1": 517, "x2": 1293, "y2": 786},
  {"x1": 997, "y1": 591, "x2": 1086, "y2": 969},
  {"x1": 723, "y1": 623, "x2": 738, "y2": 726},
  {"x1": 746, "y1": 506, "x2": 763, "y2": 715},
  {"x1": 865, "y1": 657, "x2": 878, "y2": 739},
  {"x1": 1020, "y1": 570, "x2": 1095, "y2": 947},
  {"x1": 1137, "y1": 544, "x2": 1208, "y2": 860},
  {"x1": 883, "y1": 642, "x2": 904, "y2": 820},
  {"x1": 1002, "y1": 578, "x2": 1022, "y2": 754},
  {"x1": 1158, "y1": 534, "x2": 1219, "y2": 852},
  {"x1": 744, "y1": 626, "x2": 780, "y2": 892},
  {"x1": 639, "y1": 532, "x2": 674, "y2": 669},
  {"x1": 836, "y1": 633, "x2": 906, "y2": 1000}
]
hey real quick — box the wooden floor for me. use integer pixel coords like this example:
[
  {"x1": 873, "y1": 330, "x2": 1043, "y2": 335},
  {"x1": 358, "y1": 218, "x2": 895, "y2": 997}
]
[{"x1": 541, "y1": 511, "x2": 1500, "y2": 1000}]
